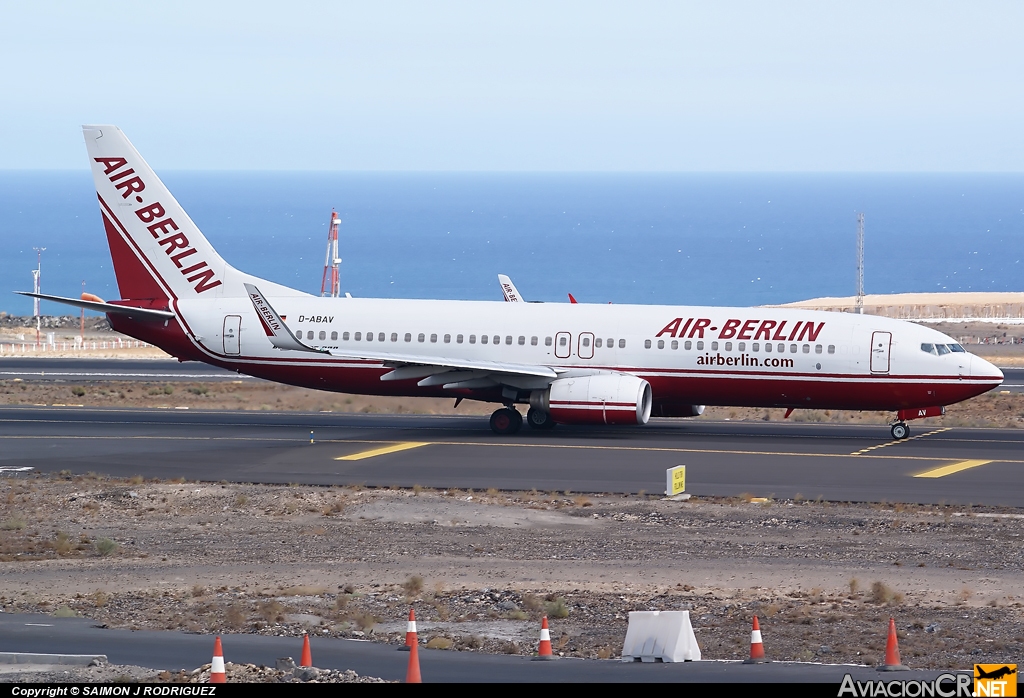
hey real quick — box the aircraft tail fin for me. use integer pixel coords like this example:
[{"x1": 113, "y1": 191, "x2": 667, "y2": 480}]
[{"x1": 83, "y1": 126, "x2": 305, "y2": 304}]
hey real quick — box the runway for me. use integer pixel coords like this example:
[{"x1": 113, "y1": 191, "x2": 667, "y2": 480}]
[{"x1": 2, "y1": 406, "x2": 1022, "y2": 506}]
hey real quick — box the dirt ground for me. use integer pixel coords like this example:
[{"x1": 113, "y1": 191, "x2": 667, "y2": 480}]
[{"x1": 1, "y1": 474, "x2": 1022, "y2": 671}]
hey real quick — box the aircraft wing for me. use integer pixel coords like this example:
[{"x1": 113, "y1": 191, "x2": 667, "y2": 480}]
[
  {"x1": 15, "y1": 292, "x2": 175, "y2": 321},
  {"x1": 245, "y1": 285, "x2": 560, "y2": 387},
  {"x1": 497, "y1": 274, "x2": 525, "y2": 302}
]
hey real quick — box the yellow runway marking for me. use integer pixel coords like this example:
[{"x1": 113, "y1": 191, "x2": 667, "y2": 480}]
[
  {"x1": 335, "y1": 442, "x2": 430, "y2": 461},
  {"x1": 850, "y1": 427, "x2": 950, "y2": 455},
  {"x1": 914, "y1": 459, "x2": 993, "y2": 478}
]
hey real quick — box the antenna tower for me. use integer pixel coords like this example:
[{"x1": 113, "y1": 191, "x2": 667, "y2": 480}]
[
  {"x1": 855, "y1": 213, "x2": 864, "y2": 315},
  {"x1": 32, "y1": 247, "x2": 46, "y2": 346},
  {"x1": 320, "y1": 209, "x2": 342, "y2": 298}
]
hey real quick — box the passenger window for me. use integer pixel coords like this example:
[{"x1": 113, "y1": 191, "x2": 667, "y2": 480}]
[
  {"x1": 545, "y1": 337, "x2": 553, "y2": 346},
  {"x1": 815, "y1": 344, "x2": 822, "y2": 354},
  {"x1": 505, "y1": 335, "x2": 512, "y2": 345},
  {"x1": 354, "y1": 332, "x2": 361, "y2": 341},
  {"x1": 518, "y1": 336, "x2": 525, "y2": 345},
  {"x1": 559, "y1": 336, "x2": 567, "y2": 346},
  {"x1": 417, "y1": 333, "x2": 425, "y2": 342},
  {"x1": 752, "y1": 342, "x2": 759, "y2": 352},
  {"x1": 765, "y1": 343, "x2": 772, "y2": 352},
  {"x1": 342, "y1": 332, "x2": 350, "y2": 341},
  {"x1": 492, "y1": 335, "x2": 499, "y2": 345},
  {"x1": 657, "y1": 339, "x2": 664, "y2": 349},
  {"x1": 456, "y1": 334, "x2": 463, "y2": 344},
  {"x1": 684, "y1": 340, "x2": 692, "y2": 350},
  {"x1": 470, "y1": 335, "x2": 476, "y2": 344},
  {"x1": 378, "y1": 332, "x2": 385, "y2": 342},
  {"x1": 431, "y1": 334, "x2": 438, "y2": 343},
  {"x1": 583, "y1": 337, "x2": 591, "y2": 347},
  {"x1": 645, "y1": 339, "x2": 652, "y2": 349},
  {"x1": 618, "y1": 339, "x2": 626, "y2": 348},
  {"x1": 711, "y1": 341, "x2": 718, "y2": 351},
  {"x1": 738, "y1": 342, "x2": 745, "y2": 351},
  {"x1": 366, "y1": 332, "x2": 374, "y2": 342},
  {"x1": 606, "y1": 338, "x2": 613, "y2": 348},
  {"x1": 827, "y1": 345, "x2": 835, "y2": 354},
  {"x1": 778, "y1": 343, "x2": 785, "y2": 353},
  {"x1": 789, "y1": 344, "x2": 796, "y2": 353},
  {"x1": 331, "y1": 331, "x2": 338, "y2": 341},
  {"x1": 319, "y1": 331, "x2": 326, "y2": 340},
  {"x1": 531, "y1": 336, "x2": 538, "y2": 346},
  {"x1": 724, "y1": 342, "x2": 732, "y2": 351},
  {"x1": 671, "y1": 340, "x2": 678, "y2": 350},
  {"x1": 802, "y1": 344, "x2": 809, "y2": 353},
  {"x1": 936, "y1": 344, "x2": 950, "y2": 355},
  {"x1": 391, "y1": 332, "x2": 398, "y2": 342},
  {"x1": 696, "y1": 341, "x2": 704, "y2": 350},
  {"x1": 595, "y1": 338, "x2": 603, "y2": 348},
  {"x1": 481, "y1": 335, "x2": 488, "y2": 344},
  {"x1": 404, "y1": 333, "x2": 412, "y2": 342}
]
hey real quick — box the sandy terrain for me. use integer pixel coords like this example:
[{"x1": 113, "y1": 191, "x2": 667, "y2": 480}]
[{"x1": 1, "y1": 474, "x2": 1022, "y2": 670}]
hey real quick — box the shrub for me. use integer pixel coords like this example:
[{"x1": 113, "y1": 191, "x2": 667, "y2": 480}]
[
  {"x1": 545, "y1": 597, "x2": 570, "y2": 619},
  {"x1": 402, "y1": 575, "x2": 424, "y2": 598},
  {"x1": 71, "y1": 386, "x2": 86, "y2": 397},
  {"x1": 94, "y1": 538, "x2": 119, "y2": 556}
]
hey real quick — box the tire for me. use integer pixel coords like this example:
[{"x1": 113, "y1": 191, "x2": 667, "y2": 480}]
[
  {"x1": 490, "y1": 408, "x2": 522, "y2": 435},
  {"x1": 526, "y1": 407, "x2": 556, "y2": 430},
  {"x1": 890, "y1": 423, "x2": 909, "y2": 440}
]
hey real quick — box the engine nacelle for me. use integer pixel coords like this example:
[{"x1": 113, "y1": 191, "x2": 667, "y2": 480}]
[
  {"x1": 651, "y1": 401, "x2": 706, "y2": 418},
  {"x1": 531, "y1": 374, "x2": 652, "y2": 425}
]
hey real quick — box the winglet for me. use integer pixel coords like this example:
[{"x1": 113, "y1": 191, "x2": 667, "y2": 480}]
[
  {"x1": 497, "y1": 274, "x2": 525, "y2": 302},
  {"x1": 568, "y1": 293, "x2": 578, "y2": 304},
  {"x1": 244, "y1": 283, "x2": 325, "y2": 353}
]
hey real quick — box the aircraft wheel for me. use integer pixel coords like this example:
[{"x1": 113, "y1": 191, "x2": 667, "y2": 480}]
[
  {"x1": 526, "y1": 407, "x2": 556, "y2": 430},
  {"x1": 490, "y1": 408, "x2": 523, "y2": 435},
  {"x1": 890, "y1": 422, "x2": 909, "y2": 440}
]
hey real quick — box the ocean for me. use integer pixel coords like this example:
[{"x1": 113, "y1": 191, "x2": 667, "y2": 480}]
[{"x1": 0, "y1": 172, "x2": 1021, "y2": 315}]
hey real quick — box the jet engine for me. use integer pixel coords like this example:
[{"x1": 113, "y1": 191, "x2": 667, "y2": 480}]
[
  {"x1": 651, "y1": 401, "x2": 706, "y2": 418},
  {"x1": 530, "y1": 374, "x2": 652, "y2": 425}
]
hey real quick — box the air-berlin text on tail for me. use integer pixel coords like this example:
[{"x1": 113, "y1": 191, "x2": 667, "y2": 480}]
[
  {"x1": 94, "y1": 157, "x2": 222, "y2": 294},
  {"x1": 656, "y1": 317, "x2": 825, "y2": 342}
]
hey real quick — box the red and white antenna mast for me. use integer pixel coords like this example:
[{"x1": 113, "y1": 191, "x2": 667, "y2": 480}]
[{"x1": 319, "y1": 209, "x2": 342, "y2": 297}]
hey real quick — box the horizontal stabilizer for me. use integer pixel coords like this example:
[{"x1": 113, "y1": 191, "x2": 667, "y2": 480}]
[{"x1": 15, "y1": 292, "x2": 175, "y2": 320}]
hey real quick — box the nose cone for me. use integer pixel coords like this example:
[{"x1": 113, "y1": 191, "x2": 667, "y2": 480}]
[{"x1": 971, "y1": 355, "x2": 1004, "y2": 383}]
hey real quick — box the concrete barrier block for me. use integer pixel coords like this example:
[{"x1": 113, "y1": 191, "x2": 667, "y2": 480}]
[{"x1": 621, "y1": 610, "x2": 701, "y2": 663}]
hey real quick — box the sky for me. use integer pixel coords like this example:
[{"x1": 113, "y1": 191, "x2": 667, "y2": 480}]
[{"x1": 1, "y1": 1, "x2": 1022, "y2": 171}]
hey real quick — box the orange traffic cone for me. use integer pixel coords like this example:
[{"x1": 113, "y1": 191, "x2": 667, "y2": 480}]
[
  {"x1": 400, "y1": 608, "x2": 417, "y2": 652},
  {"x1": 532, "y1": 616, "x2": 554, "y2": 661},
  {"x1": 300, "y1": 634, "x2": 312, "y2": 668},
  {"x1": 742, "y1": 616, "x2": 768, "y2": 664},
  {"x1": 209, "y1": 636, "x2": 226, "y2": 683},
  {"x1": 405, "y1": 635, "x2": 422, "y2": 683},
  {"x1": 877, "y1": 617, "x2": 909, "y2": 671}
]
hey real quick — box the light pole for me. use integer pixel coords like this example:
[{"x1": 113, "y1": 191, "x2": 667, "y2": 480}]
[{"x1": 32, "y1": 247, "x2": 46, "y2": 347}]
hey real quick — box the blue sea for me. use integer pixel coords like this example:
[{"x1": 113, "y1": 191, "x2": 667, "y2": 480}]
[{"x1": 0, "y1": 172, "x2": 1021, "y2": 315}]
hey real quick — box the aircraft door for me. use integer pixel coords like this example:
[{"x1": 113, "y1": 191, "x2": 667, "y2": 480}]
[
  {"x1": 578, "y1": 332, "x2": 595, "y2": 359},
  {"x1": 870, "y1": 331, "x2": 891, "y2": 373},
  {"x1": 555, "y1": 331, "x2": 572, "y2": 359},
  {"x1": 223, "y1": 315, "x2": 241, "y2": 355}
]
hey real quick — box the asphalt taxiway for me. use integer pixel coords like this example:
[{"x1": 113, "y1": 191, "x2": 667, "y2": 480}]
[
  {"x1": 1, "y1": 406, "x2": 1022, "y2": 506},
  {"x1": 0, "y1": 613, "x2": 972, "y2": 683}
]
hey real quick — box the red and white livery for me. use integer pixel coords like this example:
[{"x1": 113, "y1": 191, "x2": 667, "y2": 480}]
[{"x1": 23, "y1": 126, "x2": 1004, "y2": 438}]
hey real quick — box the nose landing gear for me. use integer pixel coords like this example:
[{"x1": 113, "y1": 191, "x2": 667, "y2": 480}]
[{"x1": 890, "y1": 422, "x2": 910, "y2": 440}]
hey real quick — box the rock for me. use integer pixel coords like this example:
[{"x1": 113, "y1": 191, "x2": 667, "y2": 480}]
[
  {"x1": 293, "y1": 666, "x2": 320, "y2": 682},
  {"x1": 275, "y1": 657, "x2": 296, "y2": 671}
]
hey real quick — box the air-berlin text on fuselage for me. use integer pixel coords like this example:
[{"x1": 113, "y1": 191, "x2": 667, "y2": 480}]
[
  {"x1": 656, "y1": 317, "x2": 825, "y2": 342},
  {"x1": 94, "y1": 157, "x2": 222, "y2": 294}
]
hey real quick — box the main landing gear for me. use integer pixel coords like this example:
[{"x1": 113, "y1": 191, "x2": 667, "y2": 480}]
[
  {"x1": 890, "y1": 422, "x2": 910, "y2": 440},
  {"x1": 526, "y1": 407, "x2": 556, "y2": 430},
  {"x1": 489, "y1": 407, "x2": 523, "y2": 435}
]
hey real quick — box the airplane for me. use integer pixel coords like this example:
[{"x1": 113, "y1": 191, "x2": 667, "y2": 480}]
[{"x1": 20, "y1": 125, "x2": 1004, "y2": 438}]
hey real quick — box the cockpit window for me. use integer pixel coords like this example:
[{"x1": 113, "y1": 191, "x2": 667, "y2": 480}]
[
  {"x1": 936, "y1": 344, "x2": 951, "y2": 355},
  {"x1": 948, "y1": 344, "x2": 966, "y2": 353},
  {"x1": 920, "y1": 343, "x2": 937, "y2": 355}
]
